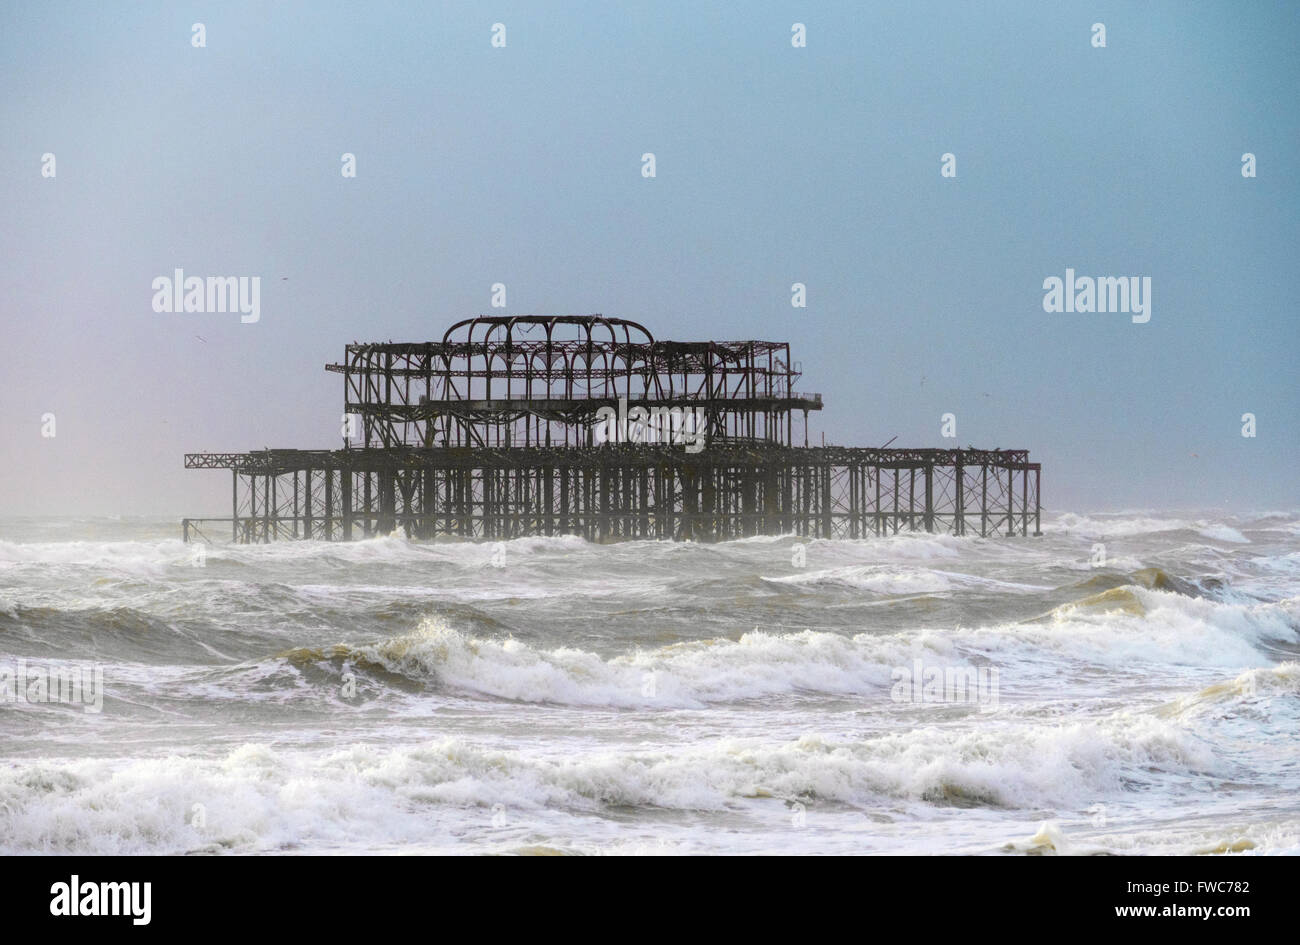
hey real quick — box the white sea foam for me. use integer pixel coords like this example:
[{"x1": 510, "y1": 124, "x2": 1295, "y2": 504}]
[
  {"x1": 1198, "y1": 525, "x2": 1251, "y2": 544},
  {"x1": 0, "y1": 706, "x2": 1231, "y2": 855},
  {"x1": 341, "y1": 620, "x2": 908, "y2": 708},
  {"x1": 1050, "y1": 513, "x2": 1197, "y2": 538},
  {"x1": 3, "y1": 512, "x2": 1297, "y2": 855},
  {"x1": 285, "y1": 589, "x2": 1300, "y2": 710},
  {"x1": 764, "y1": 565, "x2": 1045, "y2": 595}
]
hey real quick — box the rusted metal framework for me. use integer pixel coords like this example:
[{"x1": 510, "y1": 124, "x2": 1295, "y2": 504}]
[
  {"x1": 182, "y1": 315, "x2": 1041, "y2": 543},
  {"x1": 329, "y1": 315, "x2": 821, "y2": 449}
]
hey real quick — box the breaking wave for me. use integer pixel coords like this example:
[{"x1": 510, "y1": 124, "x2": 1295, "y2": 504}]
[
  {"x1": 269, "y1": 590, "x2": 1300, "y2": 709},
  {"x1": 0, "y1": 705, "x2": 1229, "y2": 855}
]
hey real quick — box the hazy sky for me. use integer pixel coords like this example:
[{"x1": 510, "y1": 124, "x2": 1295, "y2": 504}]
[{"x1": 1, "y1": 1, "x2": 1296, "y2": 517}]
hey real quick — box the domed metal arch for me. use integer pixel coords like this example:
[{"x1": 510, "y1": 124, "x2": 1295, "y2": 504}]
[{"x1": 441, "y1": 314, "x2": 655, "y2": 348}]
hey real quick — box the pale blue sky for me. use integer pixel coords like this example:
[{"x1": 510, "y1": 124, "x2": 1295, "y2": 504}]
[{"x1": 1, "y1": 1, "x2": 1296, "y2": 515}]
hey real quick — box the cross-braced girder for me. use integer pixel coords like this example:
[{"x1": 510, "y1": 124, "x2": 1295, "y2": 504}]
[{"x1": 183, "y1": 316, "x2": 1041, "y2": 543}]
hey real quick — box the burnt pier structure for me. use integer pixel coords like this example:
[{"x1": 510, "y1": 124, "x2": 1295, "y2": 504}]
[{"x1": 182, "y1": 315, "x2": 1041, "y2": 543}]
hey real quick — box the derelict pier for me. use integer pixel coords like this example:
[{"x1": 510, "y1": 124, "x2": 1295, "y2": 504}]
[{"x1": 182, "y1": 315, "x2": 1041, "y2": 542}]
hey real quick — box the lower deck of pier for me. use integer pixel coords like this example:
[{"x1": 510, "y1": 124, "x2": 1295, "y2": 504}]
[{"x1": 182, "y1": 446, "x2": 1041, "y2": 543}]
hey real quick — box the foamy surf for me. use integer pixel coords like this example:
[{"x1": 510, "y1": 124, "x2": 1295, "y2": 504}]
[
  {"x1": 2, "y1": 510, "x2": 1298, "y2": 854},
  {"x1": 0, "y1": 706, "x2": 1229, "y2": 855}
]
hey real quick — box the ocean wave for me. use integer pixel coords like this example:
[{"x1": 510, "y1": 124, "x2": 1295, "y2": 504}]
[
  {"x1": 0, "y1": 710, "x2": 1219, "y2": 855},
  {"x1": 1157, "y1": 663, "x2": 1300, "y2": 719},
  {"x1": 0, "y1": 538, "x2": 193, "y2": 575},
  {"x1": 271, "y1": 588, "x2": 1300, "y2": 709},
  {"x1": 1050, "y1": 513, "x2": 1254, "y2": 543},
  {"x1": 278, "y1": 619, "x2": 911, "y2": 708},
  {"x1": 1050, "y1": 513, "x2": 1197, "y2": 538},
  {"x1": 0, "y1": 603, "x2": 234, "y2": 662},
  {"x1": 1197, "y1": 525, "x2": 1251, "y2": 544},
  {"x1": 763, "y1": 565, "x2": 1046, "y2": 596},
  {"x1": 2, "y1": 512, "x2": 1297, "y2": 855},
  {"x1": 0, "y1": 532, "x2": 592, "y2": 578}
]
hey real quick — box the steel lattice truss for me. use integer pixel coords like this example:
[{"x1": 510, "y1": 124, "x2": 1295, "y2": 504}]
[
  {"x1": 325, "y1": 315, "x2": 822, "y2": 449},
  {"x1": 182, "y1": 316, "x2": 1041, "y2": 543}
]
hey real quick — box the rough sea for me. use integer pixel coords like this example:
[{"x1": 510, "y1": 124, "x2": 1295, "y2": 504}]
[{"x1": 2, "y1": 511, "x2": 1297, "y2": 855}]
